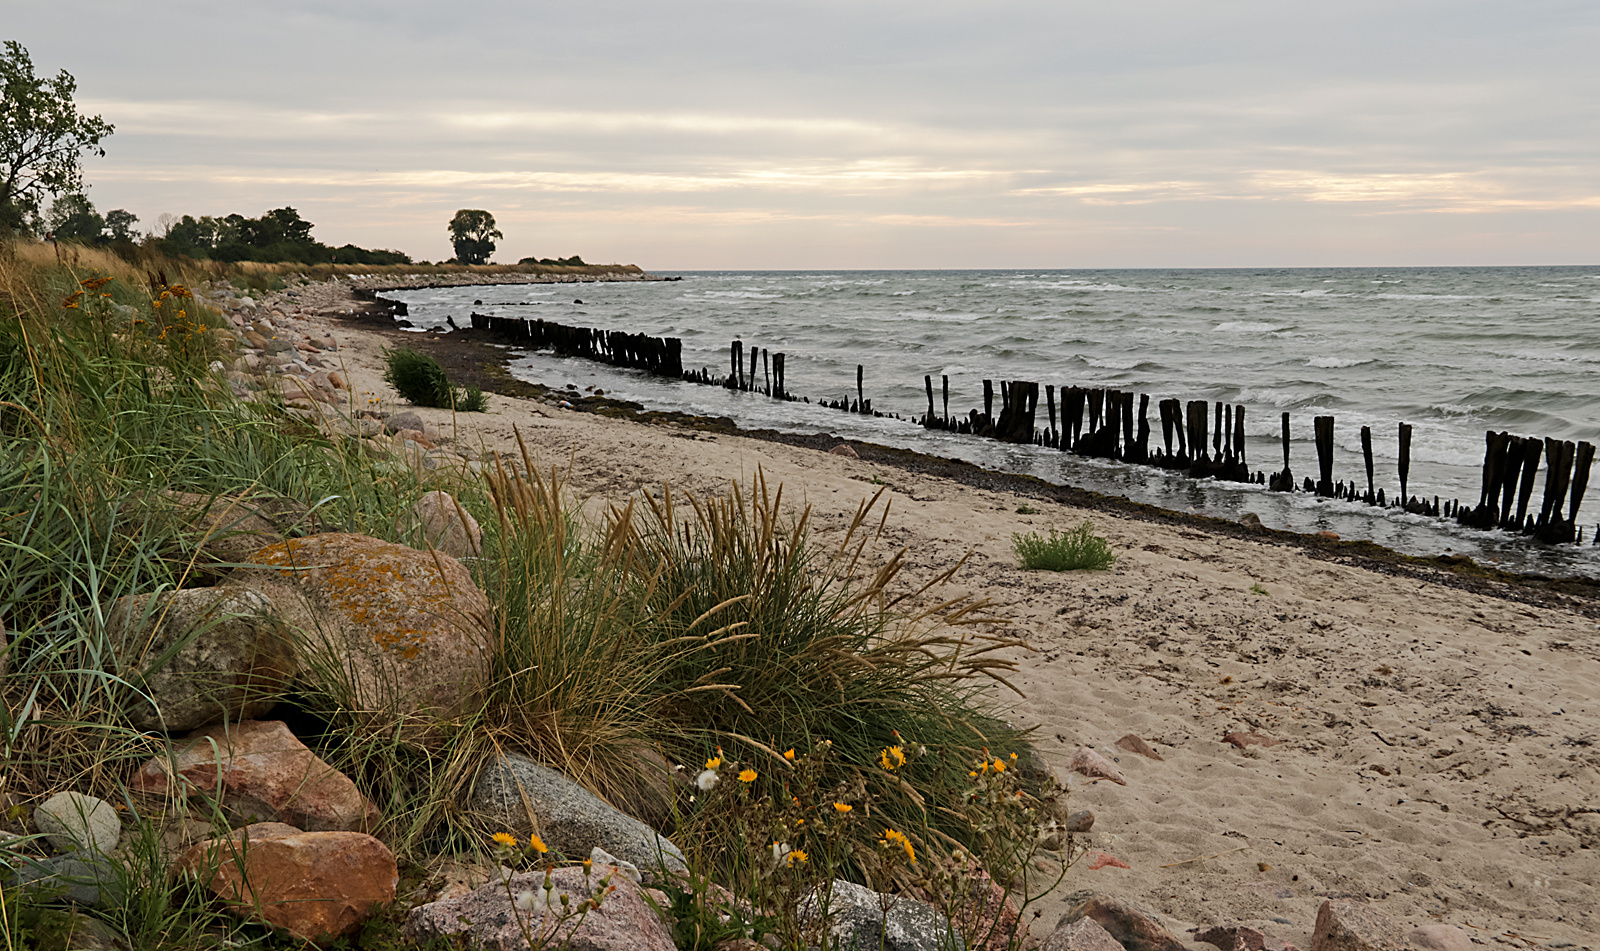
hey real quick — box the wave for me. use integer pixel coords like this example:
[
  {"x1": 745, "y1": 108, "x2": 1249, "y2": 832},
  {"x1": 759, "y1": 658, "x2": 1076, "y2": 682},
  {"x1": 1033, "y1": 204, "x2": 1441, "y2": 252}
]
[
  {"x1": 1213, "y1": 321, "x2": 1292, "y2": 333},
  {"x1": 1307, "y1": 356, "x2": 1375, "y2": 369}
]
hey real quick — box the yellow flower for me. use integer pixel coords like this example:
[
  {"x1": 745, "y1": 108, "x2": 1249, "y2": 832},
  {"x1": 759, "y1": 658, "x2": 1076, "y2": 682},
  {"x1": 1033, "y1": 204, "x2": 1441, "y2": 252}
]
[
  {"x1": 492, "y1": 832, "x2": 517, "y2": 848},
  {"x1": 881, "y1": 829, "x2": 915, "y2": 863},
  {"x1": 992, "y1": 758, "x2": 1006, "y2": 773},
  {"x1": 879, "y1": 746, "x2": 906, "y2": 771},
  {"x1": 832, "y1": 802, "x2": 852, "y2": 814},
  {"x1": 787, "y1": 849, "x2": 808, "y2": 866},
  {"x1": 738, "y1": 769, "x2": 758, "y2": 783},
  {"x1": 705, "y1": 754, "x2": 723, "y2": 770},
  {"x1": 783, "y1": 748, "x2": 796, "y2": 761},
  {"x1": 529, "y1": 834, "x2": 549, "y2": 854}
]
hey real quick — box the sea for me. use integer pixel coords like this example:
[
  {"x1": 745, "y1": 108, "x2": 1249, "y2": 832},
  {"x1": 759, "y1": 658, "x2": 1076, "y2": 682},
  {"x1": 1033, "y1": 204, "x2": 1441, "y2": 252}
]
[{"x1": 387, "y1": 268, "x2": 1600, "y2": 579}]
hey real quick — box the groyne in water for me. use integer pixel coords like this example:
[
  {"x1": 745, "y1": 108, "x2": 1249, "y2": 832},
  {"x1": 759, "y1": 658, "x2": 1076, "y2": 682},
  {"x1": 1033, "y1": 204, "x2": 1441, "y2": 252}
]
[{"x1": 466, "y1": 309, "x2": 1597, "y2": 549}]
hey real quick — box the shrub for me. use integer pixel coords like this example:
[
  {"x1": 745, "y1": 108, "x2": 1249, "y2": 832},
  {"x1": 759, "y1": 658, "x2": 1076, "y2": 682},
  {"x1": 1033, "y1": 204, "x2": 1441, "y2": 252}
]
[
  {"x1": 383, "y1": 347, "x2": 486, "y2": 411},
  {"x1": 1013, "y1": 520, "x2": 1115, "y2": 571},
  {"x1": 383, "y1": 347, "x2": 453, "y2": 407}
]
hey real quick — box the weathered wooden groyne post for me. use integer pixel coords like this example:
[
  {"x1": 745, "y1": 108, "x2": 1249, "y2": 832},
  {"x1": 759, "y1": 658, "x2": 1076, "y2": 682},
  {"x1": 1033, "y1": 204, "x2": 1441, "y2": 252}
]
[
  {"x1": 1269, "y1": 412, "x2": 1293, "y2": 491},
  {"x1": 856, "y1": 365, "x2": 866, "y2": 414},
  {"x1": 1045, "y1": 385, "x2": 1058, "y2": 447},
  {"x1": 941, "y1": 375, "x2": 950, "y2": 428},
  {"x1": 1360, "y1": 426, "x2": 1375, "y2": 504},
  {"x1": 1313, "y1": 415, "x2": 1335, "y2": 496}
]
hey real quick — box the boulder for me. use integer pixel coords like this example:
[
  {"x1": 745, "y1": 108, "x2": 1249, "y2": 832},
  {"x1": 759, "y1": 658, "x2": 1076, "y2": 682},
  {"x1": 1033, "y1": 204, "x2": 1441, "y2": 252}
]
[
  {"x1": 803, "y1": 879, "x2": 958, "y2": 951},
  {"x1": 1043, "y1": 918, "x2": 1124, "y2": 951},
  {"x1": 241, "y1": 533, "x2": 492, "y2": 722},
  {"x1": 472, "y1": 754, "x2": 686, "y2": 882},
  {"x1": 385, "y1": 411, "x2": 424, "y2": 435},
  {"x1": 1195, "y1": 922, "x2": 1301, "y2": 951},
  {"x1": 7, "y1": 853, "x2": 125, "y2": 907},
  {"x1": 405, "y1": 865, "x2": 675, "y2": 951},
  {"x1": 1068, "y1": 747, "x2": 1128, "y2": 785},
  {"x1": 1407, "y1": 924, "x2": 1471, "y2": 951},
  {"x1": 178, "y1": 822, "x2": 396, "y2": 943},
  {"x1": 1114, "y1": 734, "x2": 1163, "y2": 761},
  {"x1": 105, "y1": 586, "x2": 295, "y2": 733},
  {"x1": 1056, "y1": 892, "x2": 1184, "y2": 951},
  {"x1": 413, "y1": 490, "x2": 482, "y2": 559},
  {"x1": 1311, "y1": 900, "x2": 1406, "y2": 951},
  {"x1": 132, "y1": 720, "x2": 378, "y2": 832},
  {"x1": 33, "y1": 793, "x2": 120, "y2": 855},
  {"x1": 159, "y1": 491, "x2": 320, "y2": 565},
  {"x1": 828, "y1": 444, "x2": 859, "y2": 458},
  {"x1": 1223, "y1": 732, "x2": 1282, "y2": 749},
  {"x1": 1064, "y1": 810, "x2": 1095, "y2": 833}
]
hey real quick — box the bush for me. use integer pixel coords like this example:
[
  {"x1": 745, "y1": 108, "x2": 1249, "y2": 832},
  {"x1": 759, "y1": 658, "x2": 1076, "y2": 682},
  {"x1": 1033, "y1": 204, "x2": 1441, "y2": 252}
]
[
  {"x1": 1013, "y1": 520, "x2": 1115, "y2": 571},
  {"x1": 383, "y1": 346, "x2": 486, "y2": 411}
]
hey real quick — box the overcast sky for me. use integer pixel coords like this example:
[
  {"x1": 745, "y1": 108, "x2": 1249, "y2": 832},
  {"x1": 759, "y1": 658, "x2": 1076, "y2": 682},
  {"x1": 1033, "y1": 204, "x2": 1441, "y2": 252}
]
[{"x1": 11, "y1": 1, "x2": 1600, "y2": 268}]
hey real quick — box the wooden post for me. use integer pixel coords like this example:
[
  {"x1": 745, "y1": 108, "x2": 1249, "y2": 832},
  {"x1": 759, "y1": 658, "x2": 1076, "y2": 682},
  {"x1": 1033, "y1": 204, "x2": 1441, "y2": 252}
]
[
  {"x1": 1088, "y1": 389, "x2": 1104, "y2": 434},
  {"x1": 856, "y1": 364, "x2": 865, "y2": 413},
  {"x1": 924, "y1": 375, "x2": 936, "y2": 427},
  {"x1": 1514, "y1": 437, "x2": 1543, "y2": 528},
  {"x1": 1313, "y1": 415, "x2": 1334, "y2": 496},
  {"x1": 942, "y1": 375, "x2": 950, "y2": 427},
  {"x1": 1135, "y1": 393, "x2": 1150, "y2": 462},
  {"x1": 763, "y1": 349, "x2": 771, "y2": 396},
  {"x1": 1569, "y1": 441, "x2": 1595, "y2": 528},
  {"x1": 1122, "y1": 392, "x2": 1136, "y2": 460},
  {"x1": 982, "y1": 380, "x2": 994, "y2": 430},
  {"x1": 731, "y1": 340, "x2": 743, "y2": 389},
  {"x1": 1361, "y1": 425, "x2": 1375, "y2": 503},
  {"x1": 1398, "y1": 422, "x2": 1412, "y2": 506},
  {"x1": 1233, "y1": 405, "x2": 1246, "y2": 471},
  {"x1": 1046, "y1": 385, "x2": 1058, "y2": 446},
  {"x1": 773, "y1": 352, "x2": 785, "y2": 399},
  {"x1": 1188, "y1": 401, "x2": 1208, "y2": 464}
]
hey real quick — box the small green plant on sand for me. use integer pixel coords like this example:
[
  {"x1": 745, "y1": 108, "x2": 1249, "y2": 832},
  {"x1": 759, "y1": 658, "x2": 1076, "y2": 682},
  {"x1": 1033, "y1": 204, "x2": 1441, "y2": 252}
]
[
  {"x1": 1249, "y1": 582, "x2": 1269, "y2": 596},
  {"x1": 383, "y1": 346, "x2": 487, "y2": 411},
  {"x1": 1013, "y1": 521, "x2": 1115, "y2": 571},
  {"x1": 1015, "y1": 503, "x2": 1040, "y2": 515}
]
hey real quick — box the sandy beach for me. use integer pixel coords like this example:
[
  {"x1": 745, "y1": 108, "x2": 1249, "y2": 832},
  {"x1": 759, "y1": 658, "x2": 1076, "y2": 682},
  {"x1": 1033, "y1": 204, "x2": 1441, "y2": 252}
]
[{"x1": 256, "y1": 280, "x2": 1600, "y2": 949}]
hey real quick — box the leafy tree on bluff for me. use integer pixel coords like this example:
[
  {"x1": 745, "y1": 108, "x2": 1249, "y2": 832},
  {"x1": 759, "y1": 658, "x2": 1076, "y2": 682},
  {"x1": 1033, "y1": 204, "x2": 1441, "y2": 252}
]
[
  {"x1": 104, "y1": 207, "x2": 138, "y2": 242},
  {"x1": 448, "y1": 209, "x2": 501, "y2": 265},
  {"x1": 46, "y1": 192, "x2": 104, "y2": 242},
  {"x1": 0, "y1": 41, "x2": 113, "y2": 234}
]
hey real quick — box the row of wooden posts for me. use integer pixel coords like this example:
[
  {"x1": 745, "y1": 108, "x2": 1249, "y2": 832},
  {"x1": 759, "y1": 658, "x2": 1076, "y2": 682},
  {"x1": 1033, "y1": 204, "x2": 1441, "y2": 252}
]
[{"x1": 462, "y1": 313, "x2": 1597, "y2": 547}]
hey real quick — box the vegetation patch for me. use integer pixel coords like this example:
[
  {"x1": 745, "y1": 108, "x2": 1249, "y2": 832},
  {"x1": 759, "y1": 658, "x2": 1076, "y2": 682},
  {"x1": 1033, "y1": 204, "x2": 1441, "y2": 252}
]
[{"x1": 1013, "y1": 520, "x2": 1116, "y2": 571}]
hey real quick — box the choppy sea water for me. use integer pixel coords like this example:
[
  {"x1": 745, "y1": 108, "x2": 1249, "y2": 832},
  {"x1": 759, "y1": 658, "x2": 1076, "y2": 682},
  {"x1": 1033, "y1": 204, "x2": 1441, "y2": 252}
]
[{"x1": 390, "y1": 268, "x2": 1600, "y2": 578}]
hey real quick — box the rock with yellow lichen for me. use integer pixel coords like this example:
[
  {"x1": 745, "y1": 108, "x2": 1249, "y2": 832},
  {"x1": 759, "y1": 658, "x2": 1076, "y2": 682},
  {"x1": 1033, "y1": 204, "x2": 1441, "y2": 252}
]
[{"x1": 239, "y1": 533, "x2": 491, "y2": 725}]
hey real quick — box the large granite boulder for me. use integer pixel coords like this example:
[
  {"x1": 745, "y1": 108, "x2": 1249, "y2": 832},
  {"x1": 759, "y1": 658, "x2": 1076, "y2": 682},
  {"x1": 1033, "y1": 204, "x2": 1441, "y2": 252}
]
[
  {"x1": 106, "y1": 586, "x2": 295, "y2": 732},
  {"x1": 132, "y1": 719, "x2": 377, "y2": 832},
  {"x1": 240, "y1": 533, "x2": 492, "y2": 722},
  {"x1": 472, "y1": 753, "x2": 686, "y2": 882},
  {"x1": 178, "y1": 822, "x2": 396, "y2": 943},
  {"x1": 1055, "y1": 892, "x2": 1184, "y2": 951},
  {"x1": 405, "y1": 865, "x2": 676, "y2": 951}
]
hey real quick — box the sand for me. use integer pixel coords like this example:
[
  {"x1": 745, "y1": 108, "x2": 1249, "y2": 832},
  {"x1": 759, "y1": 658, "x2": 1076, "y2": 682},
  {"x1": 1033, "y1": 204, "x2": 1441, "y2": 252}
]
[{"x1": 251, "y1": 282, "x2": 1600, "y2": 949}]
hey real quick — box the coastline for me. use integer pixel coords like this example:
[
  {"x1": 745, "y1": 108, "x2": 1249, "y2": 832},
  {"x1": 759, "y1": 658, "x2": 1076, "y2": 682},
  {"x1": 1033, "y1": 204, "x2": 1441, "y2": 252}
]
[{"x1": 242, "y1": 277, "x2": 1600, "y2": 946}]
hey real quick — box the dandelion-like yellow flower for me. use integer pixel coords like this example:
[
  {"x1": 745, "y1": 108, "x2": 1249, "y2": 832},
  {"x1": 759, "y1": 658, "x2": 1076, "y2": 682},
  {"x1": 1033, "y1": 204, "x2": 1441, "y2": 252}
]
[
  {"x1": 832, "y1": 802, "x2": 852, "y2": 814},
  {"x1": 705, "y1": 754, "x2": 723, "y2": 770},
  {"x1": 881, "y1": 829, "x2": 915, "y2": 863},
  {"x1": 529, "y1": 833, "x2": 549, "y2": 854},
  {"x1": 492, "y1": 832, "x2": 518, "y2": 848},
  {"x1": 992, "y1": 758, "x2": 1006, "y2": 773},
  {"x1": 788, "y1": 849, "x2": 808, "y2": 866},
  {"x1": 783, "y1": 748, "x2": 796, "y2": 761},
  {"x1": 738, "y1": 769, "x2": 758, "y2": 783},
  {"x1": 879, "y1": 745, "x2": 906, "y2": 771}
]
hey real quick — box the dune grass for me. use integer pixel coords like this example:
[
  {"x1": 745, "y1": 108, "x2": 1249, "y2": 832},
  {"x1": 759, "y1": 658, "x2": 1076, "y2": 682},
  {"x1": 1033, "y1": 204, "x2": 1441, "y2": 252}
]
[{"x1": 1013, "y1": 520, "x2": 1116, "y2": 571}]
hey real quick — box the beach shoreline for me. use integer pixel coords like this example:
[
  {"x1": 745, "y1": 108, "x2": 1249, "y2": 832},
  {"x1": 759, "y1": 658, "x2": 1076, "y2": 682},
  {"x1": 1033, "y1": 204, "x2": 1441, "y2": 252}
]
[{"x1": 253, "y1": 277, "x2": 1600, "y2": 947}]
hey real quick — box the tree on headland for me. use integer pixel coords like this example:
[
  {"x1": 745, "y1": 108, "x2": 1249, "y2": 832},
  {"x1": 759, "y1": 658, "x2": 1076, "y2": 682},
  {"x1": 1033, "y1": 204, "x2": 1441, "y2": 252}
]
[
  {"x1": 448, "y1": 209, "x2": 501, "y2": 265},
  {"x1": 158, "y1": 206, "x2": 410, "y2": 265},
  {"x1": 0, "y1": 40, "x2": 114, "y2": 234}
]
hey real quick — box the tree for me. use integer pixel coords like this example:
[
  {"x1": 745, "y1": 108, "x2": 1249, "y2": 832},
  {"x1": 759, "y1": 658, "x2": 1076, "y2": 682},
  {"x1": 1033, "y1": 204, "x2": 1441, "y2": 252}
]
[
  {"x1": 448, "y1": 209, "x2": 501, "y2": 265},
  {"x1": 0, "y1": 41, "x2": 114, "y2": 234},
  {"x1": 104, "y1": 208, "x2": 138, "y2": 242},
  {"x1": 46, "y1": 192, "x2": 103, "y2": 241}
]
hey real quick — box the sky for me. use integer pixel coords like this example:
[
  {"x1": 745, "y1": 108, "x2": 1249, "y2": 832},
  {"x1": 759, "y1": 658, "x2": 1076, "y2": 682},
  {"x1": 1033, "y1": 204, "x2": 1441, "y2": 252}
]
[{"x1": 10, "y1": 1, "x2": 1600, "y2": 268}]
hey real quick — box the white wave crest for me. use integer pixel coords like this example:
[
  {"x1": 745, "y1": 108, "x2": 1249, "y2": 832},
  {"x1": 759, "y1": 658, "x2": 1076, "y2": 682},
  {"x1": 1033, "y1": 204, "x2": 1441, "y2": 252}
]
[
  {"x1": 1306, "y1": 356, "x2": 1374, "y2": 368},
  {"x1": 1213, "y1": 321, "x2": 1291, "y2": 333},
  {"x1": 1085, "y1": 357, "x2": 1142, "y2": 370}
]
